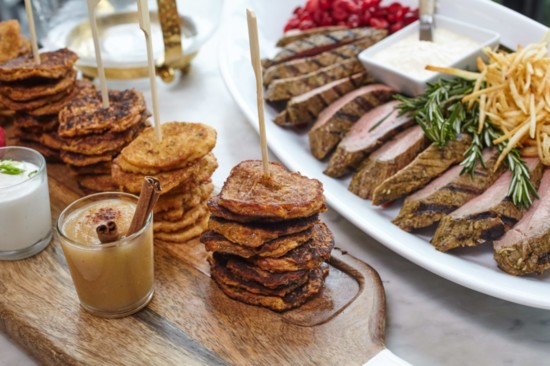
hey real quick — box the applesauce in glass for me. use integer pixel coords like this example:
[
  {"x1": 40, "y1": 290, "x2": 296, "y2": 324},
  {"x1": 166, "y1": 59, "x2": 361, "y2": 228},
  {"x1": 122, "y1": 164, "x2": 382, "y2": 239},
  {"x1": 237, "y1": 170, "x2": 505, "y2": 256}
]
[{"x1": 56, "y1": 192, "x2": 154, "y2": 318}]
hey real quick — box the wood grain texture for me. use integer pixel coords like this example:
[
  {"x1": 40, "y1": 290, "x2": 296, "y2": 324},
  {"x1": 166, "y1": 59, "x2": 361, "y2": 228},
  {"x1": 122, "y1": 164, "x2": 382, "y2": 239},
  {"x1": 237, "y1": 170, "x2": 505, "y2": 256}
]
[{"x1": 0, "y1": 156, "x2": 387, "y2": 365}]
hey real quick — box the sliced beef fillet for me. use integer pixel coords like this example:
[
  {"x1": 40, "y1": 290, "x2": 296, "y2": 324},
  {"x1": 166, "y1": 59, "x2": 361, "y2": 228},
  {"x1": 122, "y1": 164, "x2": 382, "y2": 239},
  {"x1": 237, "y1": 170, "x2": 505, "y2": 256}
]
[
  {"x1": 393, "y1": 149, "x2": 504, "y2": 232},
  {"x1": 349, "y1": 125, "x2": 428, "y2": 199},
  {"x1": 264, "y1": 33, "x2": 386, "y2": 86},
  {"x1": 308, "y1": 84, "x2": 395, "y2": 160},
  {"x1": 262, "y1": 27, "x2": 381, "y2": 68},
  {"x1": 371, "y1": 134, "x2": 472, "y2": 206},
  {"x1": 324, "y1": 100, "x2": 413, "y2": 177},
  {"x1": 494, "y1": 168, "x2": 550, "y2": 275},
  {"x1": 264, "y1": 58, "x2": 364, "y2": 102},
  {"x1": 275, "y1": 26, "x2": 348, "y2": 47},
  {"x1": 432, "y1": 158, "x2": 543, "y2": 252},
  {"x1": 273, "y1": 72, "x2": 370, "y2": 127}
]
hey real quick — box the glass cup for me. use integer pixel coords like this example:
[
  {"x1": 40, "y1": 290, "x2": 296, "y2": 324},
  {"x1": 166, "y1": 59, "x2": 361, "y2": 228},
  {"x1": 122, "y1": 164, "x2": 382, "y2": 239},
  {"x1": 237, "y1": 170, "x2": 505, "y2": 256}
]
[
  {"x1": 0, "y1": 146, "x2": 52, "y2": 260},
  {"x1": 56, "y1": 192, "x2": 154, "y2": 318}
]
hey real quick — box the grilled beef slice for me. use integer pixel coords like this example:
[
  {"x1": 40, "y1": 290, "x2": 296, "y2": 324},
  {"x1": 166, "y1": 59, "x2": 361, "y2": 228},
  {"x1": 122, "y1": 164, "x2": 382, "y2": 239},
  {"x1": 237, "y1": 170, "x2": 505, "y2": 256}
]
[
  {"x1": 309, "y1": 84, "x2": 395, "y2": 160},
  {"x1": 393, "y1": 149, "x2": 504, "y2": 232},
  {"x1": 273, "y1": 72, "x2": 370, "y2": 127},
  {"x1": 264, "y1": 33, "x2": 386, "y2": 86},
  {"x1": 275, "y1": 26, "x2": 348, "y2": 47},
  {"x1": 263, "y1": 27, "x2": 380, "y2": 68},
  {"x1": 324, "y1": 100, "x2": 413, "y2": 177},
  {"x1": 432, "y1": 158, "x2": 543, "y2": 252},
  {"x1": 371, "y1": 134, "x2": 472, "y2": 206},
  {"x1": 349, "y1": 125, "x2": 428, "y2": 199},
  {"x1": 265, "y1": 58, "x2": 364, "y2": 102},
  {"x1": 494, "y1": 168, "x2": 550, "y2": 275}
]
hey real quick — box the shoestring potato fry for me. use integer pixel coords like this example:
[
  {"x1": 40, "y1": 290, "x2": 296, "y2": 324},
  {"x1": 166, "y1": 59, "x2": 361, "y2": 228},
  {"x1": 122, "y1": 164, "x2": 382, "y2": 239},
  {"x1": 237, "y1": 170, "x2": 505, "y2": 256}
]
[{"x1": 427, "y1": 32, "x2": 550, "y2": 168}]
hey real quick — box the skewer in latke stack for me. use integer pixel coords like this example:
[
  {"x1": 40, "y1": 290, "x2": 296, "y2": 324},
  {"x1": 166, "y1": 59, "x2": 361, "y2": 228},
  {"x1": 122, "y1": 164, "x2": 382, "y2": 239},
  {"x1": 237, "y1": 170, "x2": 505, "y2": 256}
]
[
  {"x1": 201, "y1": 160, "x2": 334, "y2": 312},
  {"x1": 0, "y1": 48, "x2": 83, "y2": 160},
  {"x1": 57, "y1": 87, "x2": 150, "y2": 192},
  {"x1": 112, "y1": 122, "x2": 218, "y2": 243}
]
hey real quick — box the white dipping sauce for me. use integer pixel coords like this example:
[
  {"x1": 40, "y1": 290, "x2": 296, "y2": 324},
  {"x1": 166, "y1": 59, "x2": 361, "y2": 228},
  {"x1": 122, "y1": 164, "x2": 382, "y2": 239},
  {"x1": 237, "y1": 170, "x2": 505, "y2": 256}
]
[
  {"x1": 0, "y1": 160, "x2": 51, "y2": 252},
  {"x1": 372, "y1": 28, "x2": 480, "y2": 80}
]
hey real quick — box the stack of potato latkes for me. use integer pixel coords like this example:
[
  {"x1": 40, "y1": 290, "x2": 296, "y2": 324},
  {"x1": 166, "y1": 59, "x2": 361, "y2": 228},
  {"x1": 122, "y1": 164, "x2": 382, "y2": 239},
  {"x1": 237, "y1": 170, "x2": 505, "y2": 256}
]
[
  {"x1": 57, "y1": 88, "x2": 150, "y2": 192},
  {"x1": 0, "y1": 20, "x2": 31, "y2": 125},
  {"x1": 112, "y1": 122, "x2": 218, "y2": 243},
  {"x1": 0, "y1": 48, "x2": 90, "y2": 161},
  {"x1": 201, "y1": 160, "x2": 334, "y2": 312}
]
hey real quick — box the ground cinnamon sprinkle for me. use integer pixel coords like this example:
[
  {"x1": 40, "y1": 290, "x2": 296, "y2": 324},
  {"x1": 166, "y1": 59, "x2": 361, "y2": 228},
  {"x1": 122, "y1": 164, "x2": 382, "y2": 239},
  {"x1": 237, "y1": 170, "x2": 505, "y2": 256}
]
[{"x1": 86, "y1": 207, "x2": 121, "y2": 225}]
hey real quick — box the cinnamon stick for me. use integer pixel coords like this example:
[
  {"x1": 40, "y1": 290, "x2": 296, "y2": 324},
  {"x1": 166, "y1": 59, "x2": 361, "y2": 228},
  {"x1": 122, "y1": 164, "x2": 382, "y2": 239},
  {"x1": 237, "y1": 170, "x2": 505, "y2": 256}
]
[
  {"x1": 96, "y1": 221, "x2": 120, "y2": 243},
  {"x1": 127, "y1": 176, "x2": 161, "y2": 236}
]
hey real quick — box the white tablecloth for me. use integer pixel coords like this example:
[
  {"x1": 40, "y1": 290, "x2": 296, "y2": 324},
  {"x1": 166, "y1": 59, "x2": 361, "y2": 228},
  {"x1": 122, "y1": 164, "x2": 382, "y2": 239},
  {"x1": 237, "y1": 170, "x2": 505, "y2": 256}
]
[{"x1": 1, "y1": 12, "x2": 549, "y2": 366}]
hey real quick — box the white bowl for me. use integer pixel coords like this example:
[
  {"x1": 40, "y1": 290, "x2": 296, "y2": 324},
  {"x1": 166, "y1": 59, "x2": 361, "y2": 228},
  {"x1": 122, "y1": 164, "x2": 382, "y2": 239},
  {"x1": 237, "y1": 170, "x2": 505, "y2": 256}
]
[{"x1": 359, "y1": 15, "x2": 500, "y2": 96}]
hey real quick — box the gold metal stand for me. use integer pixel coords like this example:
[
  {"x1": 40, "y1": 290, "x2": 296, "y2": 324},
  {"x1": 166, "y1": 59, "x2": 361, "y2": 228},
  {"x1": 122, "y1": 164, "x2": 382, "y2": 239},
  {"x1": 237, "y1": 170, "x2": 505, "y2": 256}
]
[{"x1": 71, "y1": 0, "x2": 197, "y2": 82}]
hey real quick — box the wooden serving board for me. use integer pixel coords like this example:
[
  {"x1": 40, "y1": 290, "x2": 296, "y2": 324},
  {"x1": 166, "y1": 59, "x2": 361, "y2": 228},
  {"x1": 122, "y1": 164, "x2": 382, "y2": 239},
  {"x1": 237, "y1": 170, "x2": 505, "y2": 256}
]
[{"x1": 0, "y1": 161, "x2": 388, "y2": 365}]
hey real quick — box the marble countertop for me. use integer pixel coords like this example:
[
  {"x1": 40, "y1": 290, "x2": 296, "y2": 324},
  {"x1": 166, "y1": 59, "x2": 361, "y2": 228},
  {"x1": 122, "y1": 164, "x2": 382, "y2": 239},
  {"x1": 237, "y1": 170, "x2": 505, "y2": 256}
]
[{"x1": 1, "y1": 10, "x2": 549, "y2": 366}]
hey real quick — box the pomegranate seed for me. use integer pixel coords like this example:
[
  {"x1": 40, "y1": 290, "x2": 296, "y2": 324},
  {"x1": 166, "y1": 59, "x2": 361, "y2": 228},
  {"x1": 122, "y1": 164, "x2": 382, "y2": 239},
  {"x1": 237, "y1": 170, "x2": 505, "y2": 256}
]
[
  {"x1": 363, "y1": 0, "x2": 380, "y2": 6},
  {"x1": 362, "y1": 10, "x2": 372, "y2": 24},
  {"x1": 320, "y1": 12, "x2": 335, "y2": 26},
  {"x1": 387, "y1": 14, "x2": 396, "y2": 22},
  {"x1": 369, "y1": 17, "x2": 389, "y2": 29},
  {"x1": 332, "y1": 8, "x2": 349, "y2": 21},
  {"x1": 346, "y1": 14, "x2": 360, "y2": 27},
  {"x1": 387, "y1": 2, "x2": 403, "y2": 13},
  {"x1": 374, "y1": 9, "x2": 388, "y2": 18},
  {"x1": 336, "y1": 20, "x2": 348, "y2": 26},
  {"x1": 319, "y1": 0, "x2": 331, "y2": 11},
  {"x1": 299, "y1": 19, "x2": 316, "y2": 30},
  {"x1": 284, "y1": 17, "x2": 301, "y2": 32},
  {"x1": 393, "y1": 8, "x2": 404, "y2": 21},
  {"x1": 293, "y1": 6, "x2": 303, "y2": 15},
  {"x1": 312, "y1": 9, "x2": 324, "y2": 23},
  {"x1": 0, "y1": 127, "x2": 5, "y2": 148},
  {"x1": 305, "y1": 0, "x2": 320, "y2": 13},
  {"x1": 299, "y1": 13, "x2": 313, "y2": 21},
  {"x1": 344, "y1": 1, "x2": 360, "y2": 14}
]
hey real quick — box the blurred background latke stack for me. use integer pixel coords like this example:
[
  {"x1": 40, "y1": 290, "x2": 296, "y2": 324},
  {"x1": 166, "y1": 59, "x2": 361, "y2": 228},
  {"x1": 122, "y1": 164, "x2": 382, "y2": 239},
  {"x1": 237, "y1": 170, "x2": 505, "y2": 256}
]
[
  {"x1": 0, "y1": 47, "x2": 84, "y2": 161},
  {"x1": 0, "y1": 19, "x2": 30, "y2": 125},
  {"x1": 112, "y1": 122, "x2": 218, "y2": 243}
]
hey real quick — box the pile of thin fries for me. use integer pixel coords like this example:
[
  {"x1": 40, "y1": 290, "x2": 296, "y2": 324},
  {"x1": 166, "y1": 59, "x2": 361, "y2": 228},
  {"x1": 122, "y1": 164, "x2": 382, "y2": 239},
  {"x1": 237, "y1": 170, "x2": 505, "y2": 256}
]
[{"x1": 427, "y1": 32, "x2": 550, "y2": 168}]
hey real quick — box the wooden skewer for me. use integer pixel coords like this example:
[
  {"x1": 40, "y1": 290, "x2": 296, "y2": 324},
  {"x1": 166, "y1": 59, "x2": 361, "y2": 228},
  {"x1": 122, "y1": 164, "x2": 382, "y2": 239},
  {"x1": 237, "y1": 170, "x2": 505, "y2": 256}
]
[
  {"x1": 246, "y1": 9, "x2": 270, "y2": 177},
  {"x1": 86, "y1": 0, "x2": 110, "y2": 108},
  {"x1": 23, "y1": 0, "x2": 39, "y2": 64},
  {"x1": 137, "y1": 0, "x2": 162, "y2": 142}
]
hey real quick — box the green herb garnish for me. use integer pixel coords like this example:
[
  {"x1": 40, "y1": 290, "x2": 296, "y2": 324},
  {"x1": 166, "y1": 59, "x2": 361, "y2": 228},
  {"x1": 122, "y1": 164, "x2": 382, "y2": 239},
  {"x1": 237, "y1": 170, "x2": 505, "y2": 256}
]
[
  {"x1": 395, "y1": 78, "x2": 538, "y2": 209},
  {"x1": 0, "y1": 159, "x2": 25, "y2": 175},
  {"x1": 28, "y1": 169, "x2": 38, "y2": 177}
]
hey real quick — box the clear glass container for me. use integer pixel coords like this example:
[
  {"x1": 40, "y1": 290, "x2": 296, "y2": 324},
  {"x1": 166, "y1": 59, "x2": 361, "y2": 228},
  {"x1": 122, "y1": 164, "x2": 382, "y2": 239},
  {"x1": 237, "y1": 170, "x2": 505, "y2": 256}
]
[
  {"x1": 56, "y1": 192, "x2": 154, "y2": 318},
  {"x1": 33, "y1": 0, "x2": 223, "y2": 80},
  {"x1": 0, "y1": 146, "x2": 52, "y2": 260}
]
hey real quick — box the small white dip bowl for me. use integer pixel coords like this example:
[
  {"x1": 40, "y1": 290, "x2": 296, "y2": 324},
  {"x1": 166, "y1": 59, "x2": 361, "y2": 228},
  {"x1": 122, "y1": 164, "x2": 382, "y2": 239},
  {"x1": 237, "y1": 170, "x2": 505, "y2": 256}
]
[{"x1": 359, "y1": 15, "x2": 500, "y2": 96}]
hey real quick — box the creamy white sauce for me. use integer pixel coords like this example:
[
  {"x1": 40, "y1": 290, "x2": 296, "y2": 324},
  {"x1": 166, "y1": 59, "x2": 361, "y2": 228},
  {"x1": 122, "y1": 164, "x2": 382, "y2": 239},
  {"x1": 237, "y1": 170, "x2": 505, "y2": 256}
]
[
  {"x1": 0, "y1": 160, "x2": 51, "y2": 252},
  {"x1": 372, "y1": 28, "x2": 480, "y2": 80}
]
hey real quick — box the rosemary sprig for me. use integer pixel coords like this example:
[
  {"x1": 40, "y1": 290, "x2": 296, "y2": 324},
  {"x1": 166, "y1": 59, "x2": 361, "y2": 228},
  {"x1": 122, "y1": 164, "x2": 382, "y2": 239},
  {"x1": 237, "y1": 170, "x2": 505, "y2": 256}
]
[
  {"x1": 395, "y1": 78, "x2": 475, "y2": 147},
  {"x1": 395, "y1": 78, "x2": 537, "y2": 208},
  {"x1": 505, "y1": 148, "x2": 539, "y2": 209}
]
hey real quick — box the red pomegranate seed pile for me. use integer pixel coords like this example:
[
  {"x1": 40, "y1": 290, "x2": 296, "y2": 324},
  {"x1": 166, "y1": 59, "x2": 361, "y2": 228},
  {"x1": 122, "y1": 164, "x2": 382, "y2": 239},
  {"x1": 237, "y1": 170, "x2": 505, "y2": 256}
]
[{"x1": 284, "y1": 0, "x2": 418, "y2": 34}]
